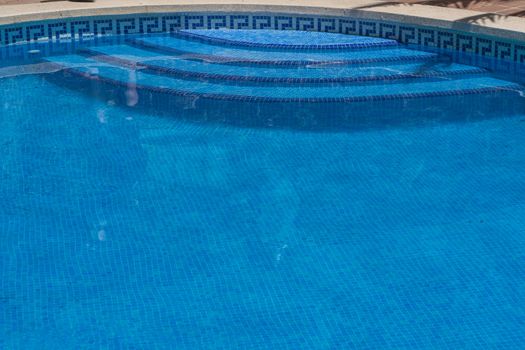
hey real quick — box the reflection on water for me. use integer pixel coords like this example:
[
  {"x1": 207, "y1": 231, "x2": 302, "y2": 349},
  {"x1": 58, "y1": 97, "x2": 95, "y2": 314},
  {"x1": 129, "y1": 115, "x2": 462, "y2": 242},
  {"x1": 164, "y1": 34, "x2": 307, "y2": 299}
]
[{"x1": 126, "y1": 68, "x2": 139, "y2": 107}]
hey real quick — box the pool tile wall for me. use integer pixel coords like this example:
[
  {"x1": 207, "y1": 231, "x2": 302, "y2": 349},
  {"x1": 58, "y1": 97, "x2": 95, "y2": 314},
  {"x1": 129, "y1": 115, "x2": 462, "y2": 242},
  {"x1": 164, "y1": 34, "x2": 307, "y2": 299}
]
[{"x1": 1, "y1": 12, "x2": 525, "y2": 63}]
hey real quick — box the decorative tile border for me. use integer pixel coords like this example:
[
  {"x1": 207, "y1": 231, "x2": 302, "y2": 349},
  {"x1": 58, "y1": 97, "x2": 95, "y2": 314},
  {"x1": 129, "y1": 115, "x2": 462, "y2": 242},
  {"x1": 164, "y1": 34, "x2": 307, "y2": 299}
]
[{"x1": 1, "y1": 12, "x2": 525, "y2": 63}]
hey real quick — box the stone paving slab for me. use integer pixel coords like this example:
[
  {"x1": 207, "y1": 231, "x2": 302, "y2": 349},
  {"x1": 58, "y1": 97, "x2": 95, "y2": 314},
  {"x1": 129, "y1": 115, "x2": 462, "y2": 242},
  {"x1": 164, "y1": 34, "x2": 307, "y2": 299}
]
[
  {"x1": 2, "y1": 0, "x2": 525, "y2": 18},
  {"x1": 396, "y1": 0, "x2": 525, "y2": 17}
]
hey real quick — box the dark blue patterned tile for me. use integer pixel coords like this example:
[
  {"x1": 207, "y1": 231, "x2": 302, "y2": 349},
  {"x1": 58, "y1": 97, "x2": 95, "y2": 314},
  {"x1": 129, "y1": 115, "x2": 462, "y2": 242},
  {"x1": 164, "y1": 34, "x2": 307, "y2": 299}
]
[
  {"x1": 207, "y1": 15, "x2": 228, "y2": 29},
  {"x1": 318, "y1": 18, "x2": 337, "y2": 33},
  {"x1": 252, "y1": 15, "x2": 272, "y2": 30},
  {"x1": 5, "y1": 27, "x2": 24, "y2": 45},
  {"x1": 418, "y1": 28, "x2": 436, "y2": 47},
  {"x1": 25, "y1": 24, "x2": 46, "y2": 42},
  {"x1": 475, "y1": 37, "x2": 493, "y2": 57},
  {"x1": 359, "y1": 21, "x2": 377, "y2": 37},
  {"x1": 162, "y1": 15, "x2": 182, "y2": 32},
  {"x1": 379, "y1": 23, "x2": 397, "y2": 40},
  {"x1": 495, "y1": 41, "x2": 512, "y2": 60},
  {"x1": 93, "y1": 19, "x2": 114, "y2": 36},
  {"x1": 437, "y1": 31, "x2": 455, "y2": 50},
  {"x1": 274, "y1": 16, "x2": 293, "y2": 31},
  {"x1": 399, "y1": 26, "x2": 417, "y2": 45},
  {"x1": 230, "y1": 15, "x2": 250, "y2": 29},
  {"x1": 339, "y1": 19, "x2": 358, "y2": 35},
  {"x1": 116, "y1": 18, "x2": 138, "y2": 35},
  {"x1": 457, "y1": 34, "x2": 474, "y2": 53},
  {"x1": 0, "y1": 13, "x2": 524, "y2": 63},
  {"x1": 184, "y1": 15, "x2": 206, "y2": 30},
  {"x1": 70, "y1": 21, "x2": 91, "y2": 40},
  {"x1": 139, "y1": 17, "x2": 162, "y2": 34},
  {"x1": 514, "y1": 44, "x2": 525, "y2": 63},
  {"x1": 48, "y1": 22, "x2": 68, "y2": 41},
  {"x1": 296, "y1": 17, "x2": 316, "y2": 32}
]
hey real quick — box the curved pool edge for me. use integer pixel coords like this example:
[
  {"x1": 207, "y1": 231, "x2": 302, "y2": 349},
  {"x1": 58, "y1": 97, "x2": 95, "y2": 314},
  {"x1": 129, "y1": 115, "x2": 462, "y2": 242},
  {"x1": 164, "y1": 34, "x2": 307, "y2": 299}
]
[
  {"x1": 2, "y1": 0, "x2": 525, "y2": 40},
  {"x1": 2, "y1": 0, "x2": 525, "y2": 64}
]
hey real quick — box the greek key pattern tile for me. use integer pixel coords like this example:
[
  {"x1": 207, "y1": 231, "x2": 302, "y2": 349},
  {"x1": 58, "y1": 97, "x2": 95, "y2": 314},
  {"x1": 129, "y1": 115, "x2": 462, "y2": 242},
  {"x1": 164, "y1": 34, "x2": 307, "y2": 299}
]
[{"x1": 0, "y1": 12, "x2": 524, "y2": 62}]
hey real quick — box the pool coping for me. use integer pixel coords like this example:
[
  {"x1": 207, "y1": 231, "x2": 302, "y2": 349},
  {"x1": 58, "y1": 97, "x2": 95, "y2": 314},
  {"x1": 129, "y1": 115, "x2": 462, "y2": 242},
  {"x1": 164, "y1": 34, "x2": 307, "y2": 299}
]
[{"x1": 1, "y1": 0, "x2": 525, "y2": 42}]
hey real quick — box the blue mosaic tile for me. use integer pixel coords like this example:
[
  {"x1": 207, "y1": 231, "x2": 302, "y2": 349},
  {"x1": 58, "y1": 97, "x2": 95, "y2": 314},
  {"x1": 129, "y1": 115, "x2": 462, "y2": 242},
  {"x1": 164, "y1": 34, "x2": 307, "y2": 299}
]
[
  {"x1": 127, "y1": 35, "x2": 438, "y2": 67},
  {"x1": 379, "y1": 22, "x2": 397, "y2": 40},
  {"x1": 359, "y1": 20, "x2": 377, "y2": 37},
  {"x1": 0, "y1": 12, "x2": 524, "y2": 62},
  {"x1": 495, "y1": 41, "x2": 512, "y2": 60},
  {"x1": 514, "y1": 44, "x2": 525, "y2": 62},
  {"x1": 230, "y1": 15, "x2": 250, "y2": 30},
  {"x1": 476, "y1": 37, "x2": 493, "y2": 56},
  {"x1": 295, "y1": 17, "x2": 316, "y2": 32},
  {"x1": 93, "y1": 19, "x2": 114, "y2": 36},
  {"x1": 184, "y1": 15, "x2": 206, "y2": 30},
  {"x1": 4, "y1": 26, "x2": 24, "y2": 45},
  {"x1": 274, "y1": 16, "x2": 294, "y2": 31},
  {"x1": 70, "y1": 20, "x2": 92, "y2": 40},
  {"x1": 162, "y1": 15, "x2": 182, "y2": 32},
  {"x1": 80, "y1": 44, "x2": 488, "y2": 84},
  {"x1": 206, "y1": 15, "x2": 228, "y2": 29},
  {"x1": 437, "y1": 30, "x2": 455, "y2": 49},
  {"x1": 116, "y1": 18, "x2": 138, "y2": 35},
  {"x1": 25, "y1": 24, "x2": 46, "y2": 42},
  {"x1": 457, "y1": 33, "x2": 475, "y2": 53},
  {"x1": 418, "y1": 28, "x2": 436, "y2": 47},
  {"x1": 44, "y1": 52, "x2": 520, "y2": 103},
  {"x1": 252, "y1": 15, "x2": 272, "y2": 30},
  {"x1": 139, "y1": 17, "x2": 162, "y2": 34},
  {"x1": 399, "y1": 26, "x2": 417, "y2": 45},
  {"x1": 339, "y1": 19, "x2": 358, "y2": 35},
  {"x1": 174, "y1": 29, "x2": 398, "y2": 50},
  {"x1": 48, "y1": 22, "x2": 68, "y2": 41},
  {"x1": 67, "y1": 64, "x2": 519, "y2": 103}
]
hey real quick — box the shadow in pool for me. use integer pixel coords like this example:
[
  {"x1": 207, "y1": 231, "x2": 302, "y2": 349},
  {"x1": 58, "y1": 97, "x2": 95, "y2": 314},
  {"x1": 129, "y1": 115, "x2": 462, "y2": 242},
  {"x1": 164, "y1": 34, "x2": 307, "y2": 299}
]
[{"x1": 44, "y1": 69, "x2": 525, "y2": 133}]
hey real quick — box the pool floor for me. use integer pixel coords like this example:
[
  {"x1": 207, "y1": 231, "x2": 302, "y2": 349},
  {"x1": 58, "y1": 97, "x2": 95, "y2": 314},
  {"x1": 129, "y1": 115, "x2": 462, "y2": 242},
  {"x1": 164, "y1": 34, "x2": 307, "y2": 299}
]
[{"x1": 1, "y1": 30, "x2": 525, "y2": 349}]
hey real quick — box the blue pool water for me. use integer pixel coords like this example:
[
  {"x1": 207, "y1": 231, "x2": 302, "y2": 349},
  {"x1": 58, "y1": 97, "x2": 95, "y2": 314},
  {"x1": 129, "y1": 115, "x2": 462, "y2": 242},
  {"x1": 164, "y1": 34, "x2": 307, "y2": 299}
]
[
  {"x1": 175, "y1": 29, "x2": 399, "y2": 49},
  {"x1": 128, "y1": 35, "x2": 436, "y2": 64},
  {"x1": 1, "y1": 29, "x2": 525, "y2": 349}
]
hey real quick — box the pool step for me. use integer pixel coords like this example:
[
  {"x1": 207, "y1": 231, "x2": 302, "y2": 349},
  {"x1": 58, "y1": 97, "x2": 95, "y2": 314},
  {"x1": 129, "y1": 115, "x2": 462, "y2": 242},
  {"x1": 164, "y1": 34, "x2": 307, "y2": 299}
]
[
  {"x1": 45, "y1": 54, "x2": 520, "y2": 103},
  {"x1": 173, "y1": 29, "x2": 399, "y2": 50},
  {"x1": 82, "y1": 45, "x2": 488, "y2": 84},
  {"x1": 127, "y1": 35, "x2": 439, "y2": 66}
]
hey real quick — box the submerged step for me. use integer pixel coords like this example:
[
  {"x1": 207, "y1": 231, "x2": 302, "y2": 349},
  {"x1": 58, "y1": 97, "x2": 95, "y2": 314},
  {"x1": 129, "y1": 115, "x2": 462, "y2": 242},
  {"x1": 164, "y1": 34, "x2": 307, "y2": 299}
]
[
  {"x1": 45, "y1": 55, "x2": 520, "y2": 103},
  {"x1": 127, "y1": 35, "x2": 439, "y2": 66},
  {"x1": 174, "y1": 29, "x2": 399, "y2": 50},
  {"x1": 83, "y1": 45, "x2": 487, "y2": 84}
]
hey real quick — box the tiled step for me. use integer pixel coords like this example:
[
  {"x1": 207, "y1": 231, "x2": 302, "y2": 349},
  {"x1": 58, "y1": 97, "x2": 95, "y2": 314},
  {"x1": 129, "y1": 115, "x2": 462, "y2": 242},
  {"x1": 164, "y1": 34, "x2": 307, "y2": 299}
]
[
  {"x1": 82, "y1": 45, "x2": 488, "y2": 84},
  {"x1": 45, "y1": 54, "x2": 520, "y2": 103},
  {"x1": 173, "y1": 29, "x2": 399, "y2": 50},
  {"x1": 127, "y1": 35, "x2": 439, "y2": 66}
]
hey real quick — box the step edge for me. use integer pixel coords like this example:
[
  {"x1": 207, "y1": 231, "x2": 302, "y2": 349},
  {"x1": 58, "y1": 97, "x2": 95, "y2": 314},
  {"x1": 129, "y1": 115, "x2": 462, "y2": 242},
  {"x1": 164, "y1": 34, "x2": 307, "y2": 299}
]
[
  {"x1": 126, "y1": 38, "x2": 439, "y2": 67},
  {"x1": 173, "y1": 30, "x2": 399, "y2": 51},
  {"x1": 81, "y1": 48, "x2": 488, "y2": 84},
  {"x1": 49, "y1": 61, "x2": 520, "y2": 103}
]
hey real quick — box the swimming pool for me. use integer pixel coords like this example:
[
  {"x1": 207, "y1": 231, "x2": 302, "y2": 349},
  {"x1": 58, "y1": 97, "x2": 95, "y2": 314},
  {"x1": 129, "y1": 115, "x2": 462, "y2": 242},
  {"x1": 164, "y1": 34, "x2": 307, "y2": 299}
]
[{"x1": 1, "y1": 26, "x2": 525, "y2": 349}]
